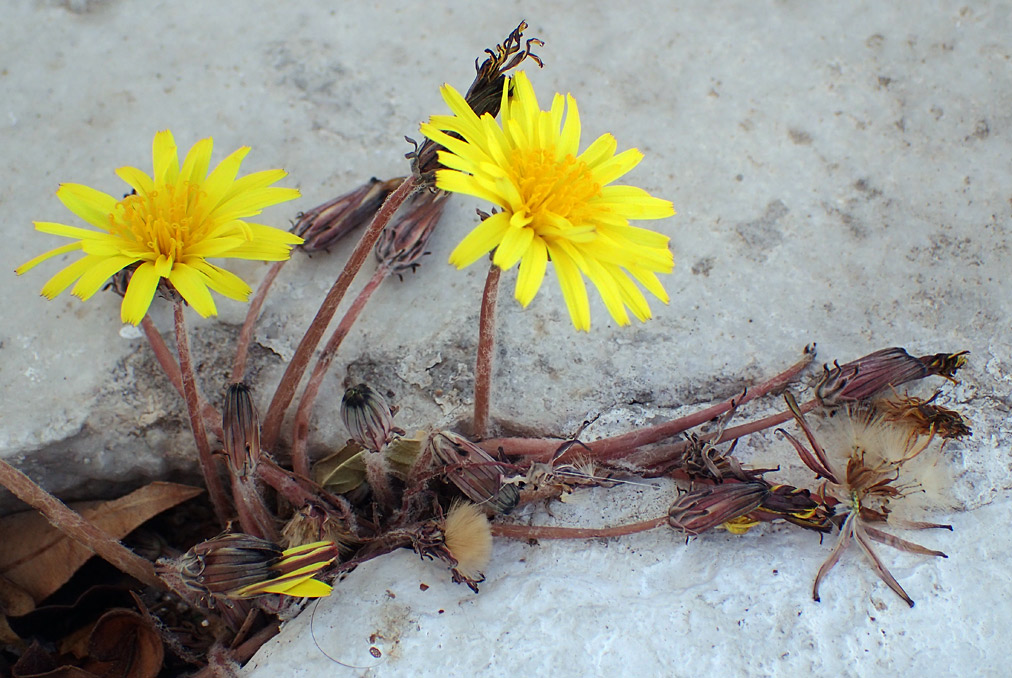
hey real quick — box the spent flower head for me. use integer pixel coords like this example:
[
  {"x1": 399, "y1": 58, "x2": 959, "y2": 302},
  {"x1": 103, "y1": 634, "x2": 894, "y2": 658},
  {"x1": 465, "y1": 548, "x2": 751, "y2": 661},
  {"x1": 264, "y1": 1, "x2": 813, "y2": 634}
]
[
  {"x1": 173, "y1": 533, "x2": 338, "y2": 602},
  {"x1": 16, "y1": 130, "x2": 302, "y2": 324},
  {"x1": 778, "y1": 395, "x2": 952, "y2": 607},
  {"x1": 410, "y1": 21, "x2": 543, "y2": 182},
  {"x1": 420, "y1": 71, "x2": 675, "y2": 330}
]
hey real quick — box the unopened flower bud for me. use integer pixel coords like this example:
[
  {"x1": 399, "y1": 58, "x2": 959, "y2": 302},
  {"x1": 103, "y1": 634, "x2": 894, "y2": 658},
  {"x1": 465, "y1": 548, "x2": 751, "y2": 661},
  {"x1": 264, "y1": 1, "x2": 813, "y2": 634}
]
[
  {"x1": 667, "y1": 482, "x2": 769, "y2": 536},
  {"x1": 176, "y1": 533, "x2": 338, "y2": 600},
  {"x1": 222, "y1": 382, "x2": 260, "y2": 478},
  {"x1": 341, "y1": 384, "x2": 396, "y2": 451},
  {"x1": 294, "y1": 178, "x2": 403, "y2": 252},
  {"x1": 429, "y1": 431, "x2": 520, "y2": 514},
  {"x1": 374, "y1": 190, "x2": 449, "y2": 272}
]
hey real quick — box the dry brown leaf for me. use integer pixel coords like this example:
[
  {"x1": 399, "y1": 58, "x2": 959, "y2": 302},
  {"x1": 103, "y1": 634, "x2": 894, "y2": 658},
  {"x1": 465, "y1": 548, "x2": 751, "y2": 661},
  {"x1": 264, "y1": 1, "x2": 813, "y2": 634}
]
[
  {"x1": 0, "y1": 573, "x2": 36, "y2": 617},
  {"x1": 83, "y1": 608, "x2": 164, "y2": 678},
  {"x1": 0, "y1": 482, "x2": 202, "y2": 606}
]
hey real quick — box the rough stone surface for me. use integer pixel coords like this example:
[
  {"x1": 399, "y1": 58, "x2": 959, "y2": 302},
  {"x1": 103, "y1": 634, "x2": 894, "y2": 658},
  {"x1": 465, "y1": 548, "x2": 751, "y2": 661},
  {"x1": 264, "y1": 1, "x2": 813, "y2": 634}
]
[{"x1": 2, "y1": 1, "x2": 1009, "y2": 675}]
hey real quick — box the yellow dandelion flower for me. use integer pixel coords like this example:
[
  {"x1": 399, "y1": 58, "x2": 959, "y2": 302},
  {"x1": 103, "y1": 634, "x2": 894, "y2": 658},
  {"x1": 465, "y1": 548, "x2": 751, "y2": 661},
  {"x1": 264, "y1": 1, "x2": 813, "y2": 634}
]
[
  {"x1": 420, "y1": 71, "x2": 675, "y2": 331},
  {"x1": 16, "y1": 130, "x2": 303, "y2": 325}
]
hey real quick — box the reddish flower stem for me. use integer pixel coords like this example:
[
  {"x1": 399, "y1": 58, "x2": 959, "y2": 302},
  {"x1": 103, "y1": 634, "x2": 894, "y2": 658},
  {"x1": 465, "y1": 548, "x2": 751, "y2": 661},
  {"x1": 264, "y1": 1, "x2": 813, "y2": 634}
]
[
  {"x1": 473, "y1": 262, "x2": 501, "y2": 439},
  {"x1": 256, "y1": 457, "x2": 354, "y2": 526},
  {"x1": 229, "y1": 474, "x2": 280, "y2": 542},
  {"x1": 290, "y1": 264, "x2": 390, "y2": 479},
  {"x1": 174, "y1": 303, "x2": 231, "y2": 527},
  {"x1": 482, "y1": 349, "x2": 816, "y2": 461},
  {"x1": 631, "y1": 397, "x2": 821, "y2": 471},
  {"x1": 141, "y1": 315, "x2": 184, "y2": 398},
  {"x1": 490, "y1": 515, "x2": 668, "y2": 540},
  {"x1": 0, "y1": 458, "x2": 166, "y2": 591},
  {"x1": 262, "y1": 176, "x2": 417, "y2": 450},
  {"x1": 141, "y1": 314, "x2": 222, "y2": 439},
  {"x1": 231, "y1": 260, "x2": 286, "y2": 383},
  {"x1": 714, "y1": 397, "x2": 820, "y2": 444}
]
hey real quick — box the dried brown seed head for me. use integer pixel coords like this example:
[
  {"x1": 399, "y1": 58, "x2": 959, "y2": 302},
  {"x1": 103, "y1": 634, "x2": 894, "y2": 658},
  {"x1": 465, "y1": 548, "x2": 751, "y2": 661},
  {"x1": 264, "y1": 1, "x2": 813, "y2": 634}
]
[
  {"x1": 874, "y1": 393, "x2": 972, "y2": 440},
  {"x1": 443, "y1": 501, "x2": 493, "y2": 582}
]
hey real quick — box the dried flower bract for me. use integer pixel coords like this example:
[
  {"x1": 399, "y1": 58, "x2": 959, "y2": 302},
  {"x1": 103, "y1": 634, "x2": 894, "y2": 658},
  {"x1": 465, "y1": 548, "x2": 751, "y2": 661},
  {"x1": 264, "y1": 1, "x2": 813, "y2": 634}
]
[
  {"x1": 374, "y1": 190, "x2": 449, "y2": 272},
  {"x1": 295, "y1": 177, "x2": 403, "y2": 252},
  {"x1": 222, "y1": 382, "x2": 261, "y2": 478},
  {"x1": 429, "y1": 431, "x2": 520, "y2": 514},
  {"x1": 410, "y1": 21, "x2": 544, "y2": 183}
]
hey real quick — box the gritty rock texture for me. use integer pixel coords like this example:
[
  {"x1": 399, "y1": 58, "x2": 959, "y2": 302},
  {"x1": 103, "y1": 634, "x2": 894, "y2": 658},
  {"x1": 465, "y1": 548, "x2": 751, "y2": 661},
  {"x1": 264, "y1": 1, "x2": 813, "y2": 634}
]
[{"x1": 1, "y1": 0, "x2": 1009, "y2": 675}]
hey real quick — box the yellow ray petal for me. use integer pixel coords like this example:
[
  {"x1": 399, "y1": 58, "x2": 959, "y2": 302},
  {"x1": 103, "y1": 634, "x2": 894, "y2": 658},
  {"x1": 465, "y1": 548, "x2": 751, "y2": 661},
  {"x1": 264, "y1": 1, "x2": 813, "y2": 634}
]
[
  {"x1": 448, "y1": 211, "x2": 511, "y2": 268},
  {"x1": 179, "y1": 137, "x2": 214, "y2": 185},
  {"x1": 121, "y1": 262, "x2": 161, "y2": 324},
  {"x1": 515, "y1": 236, "x2": 548, "y2": 307},
  {"x1": 40, "y1": 255, "x2": 101, "y2": 299},
  {"x1": 492, "y1": 223, "x2": 534, "y2": 270},
  {"x1": 115, "y1": 165, "x2": 155, "y2": 196},
  {"x1": 152, "y1": 130, "x2": 180, "y2": 184},
  {"x1": 168, "y1": 264, "x2": 217, "y2": 318},
  {"x1": 56, "y1": 184, "x2": 118, "y2": 231},
  {"x1": 546, "y1": 241, "x2": 591, "y2": 331},
  {"x1": 71, "y1": 255, "x2": 138, "y2": 300},
  {"x1": 16, "y1": 241, "x2": 83, "y2": 274},
  {"x1": 187, "y1": 259, "x2": 252, "y2": 301}
]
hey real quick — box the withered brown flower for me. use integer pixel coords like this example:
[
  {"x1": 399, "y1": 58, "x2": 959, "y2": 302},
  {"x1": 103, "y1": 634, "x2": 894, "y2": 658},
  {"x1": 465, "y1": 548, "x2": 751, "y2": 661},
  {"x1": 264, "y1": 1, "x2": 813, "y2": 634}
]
[
  {"x1": 874, "y1": 392, "x2": 972, "y2": 440},
  {"x1": 778, "y1": 394, "x2": 952, "y2": 607},
  {"x1": 409, "y1": 21, "x2": 543, "y2": 184},
  {"x1": 428, "y1": 431, "x2": 520, "y2": 514}
]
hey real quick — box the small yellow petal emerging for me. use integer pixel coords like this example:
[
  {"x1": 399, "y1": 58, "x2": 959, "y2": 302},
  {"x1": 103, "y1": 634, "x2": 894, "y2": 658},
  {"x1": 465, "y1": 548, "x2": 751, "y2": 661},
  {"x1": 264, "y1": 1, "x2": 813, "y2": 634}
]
[
  {"x1": 17, "y1": 130, "x2": 303, "y2": 324},
  {"x1": 421, "y1": 71, "x2": 675, "y2": 330}
]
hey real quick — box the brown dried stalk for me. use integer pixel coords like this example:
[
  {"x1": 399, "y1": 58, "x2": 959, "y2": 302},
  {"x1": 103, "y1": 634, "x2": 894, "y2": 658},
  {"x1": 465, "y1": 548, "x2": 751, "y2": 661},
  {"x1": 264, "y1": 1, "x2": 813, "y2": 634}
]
[
  {"x1": 490, "y1": 516, "x2": 668, "y2": 540},
  {"x1": 0, "y1": 458, "x2": 166, "y2": 591},
  {"x1": 290, "y1": 263, "x2": 390, "y2": 479}
]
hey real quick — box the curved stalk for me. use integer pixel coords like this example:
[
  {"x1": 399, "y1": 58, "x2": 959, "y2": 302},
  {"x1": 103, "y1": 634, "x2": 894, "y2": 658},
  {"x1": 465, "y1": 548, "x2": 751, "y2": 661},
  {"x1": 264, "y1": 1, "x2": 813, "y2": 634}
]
[
  {"x1": 231, "y1": 260, "x2": 286, "y2": 383},
  {"x1": 174, "y1": 303, "x2": 231, "y2": 527},
  {"x1": 483, "y1": 349, "x2": 815, "y2": 461},
  {"x1": 262, "y1": 176, "x2": 417, "y2": 449},
  {"x1": 290, "y1": 264, "x2": 390, "y2": 478}
]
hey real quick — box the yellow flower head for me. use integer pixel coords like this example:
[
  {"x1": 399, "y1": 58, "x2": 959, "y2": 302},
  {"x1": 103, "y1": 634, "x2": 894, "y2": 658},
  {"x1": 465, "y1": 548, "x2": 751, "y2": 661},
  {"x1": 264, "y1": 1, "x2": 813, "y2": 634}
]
[
  {"x1": 16, "y1": 130, "x2": 303, "y2": 325},
  {"x1": 420, "y1": 71, "x2": 675, "y2": 331}
]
